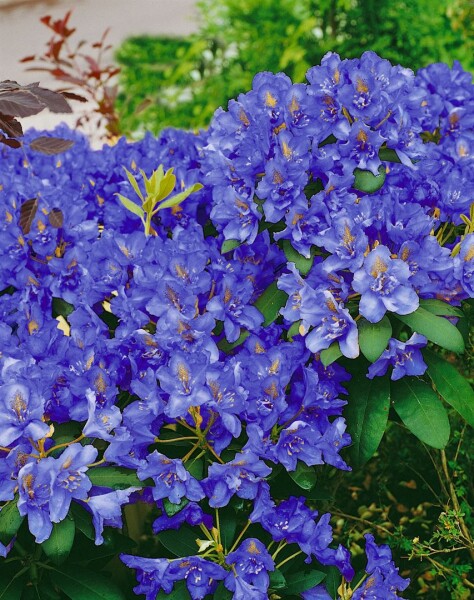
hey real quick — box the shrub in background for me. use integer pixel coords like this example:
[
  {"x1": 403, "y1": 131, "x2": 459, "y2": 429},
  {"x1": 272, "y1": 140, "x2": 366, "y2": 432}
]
[{"x1": 115, "y1": 0, "x2": 473, "y2": 135}]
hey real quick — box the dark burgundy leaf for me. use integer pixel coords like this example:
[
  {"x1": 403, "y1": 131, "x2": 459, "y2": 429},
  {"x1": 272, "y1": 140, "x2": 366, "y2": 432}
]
[
  {"x1": 0, "y1": 88, "x2": 44, "y2": 117},
  {"x1": 0, "y1": 115, "x2": 23, "y2": 138},
  {"x1": 61, "y1": 91, "x2": 88, "y2": 103},
  {"x1": 29, "y1": 137, "x2": 75, "y2": 155},
  {"x1": 48, "y1": 208, "x2": 64, "y2": 228},
  {"x1": 27, "y1": 85, "x2": 72, "y2": 114},
  {"x1": 19, "y1": 198, "x2": 38, "y2": 235},
  {"x1": 0, "y1": 134, "x2": 22, "y2": 149},
  {"x1": 20, "y1": 55, "x2": 36, "y2": 63}
]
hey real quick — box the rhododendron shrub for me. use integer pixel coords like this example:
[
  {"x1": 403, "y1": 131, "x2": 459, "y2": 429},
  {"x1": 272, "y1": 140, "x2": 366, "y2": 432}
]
[{"x1": 0, "y1": 53, "x2": 472, "y2": 599}]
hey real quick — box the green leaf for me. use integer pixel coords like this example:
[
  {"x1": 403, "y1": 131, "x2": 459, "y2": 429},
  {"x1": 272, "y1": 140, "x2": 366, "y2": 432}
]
[
  {"x1": 353, "y1": 165, "x2": 386, "y2": 194},
  {"x1": 419, "y1": 299, "x2": 464, "y2": 317},
  {"x1": 70, "y1": 503, "x2": 95, "y2": 540},
  {"x1": 269, "y1": 569, "x2": 287, "y2": 590},
  {"x1": 221, "y1": 239, "x2": 241, "y2": 253},
  {"x1": 288, "y1": 462, "x2": 317, "y2": 490},
  {"x1": 281, "y1": 239, "x2": 313, "y2": 276},
  {"x1": 219, "y1": 507, "x2": 237, "y2": 552},
  {"x1": 159, "y1": 525, "x2": 198, "y2": 556},
  {"x1": 344, "y1": 374, "x2": 390, "y2": 468},
  {"x1": 156, "y1": 182, "x2": 203, "y2": 211},
  {"x1": 123, "y1": 167, "x2": 144, "y2": 202},
  {"x1": 283, "y1": 569, "x2": 326, "y2": 594},
  {"x1": 156, "y1": 582, "x2": 188, "y2": 600},
  {"x1": 424, "y1": 349, "x2": 474, "y2": 427},
  {"x1": 212, "y1": 583, "x2": 233, "y2": 600},
  {"x1": 379, "y1": 147, "x2": 402, "y2": 164},
  {"x1": 87, "y1": 466, "x2": 144, "y2": 490},
  {"x1": 254, "y1": 281, "x2": 288, "y2": 327},
  {"x1": 358, "y1": 316, "x2": 392, "y2": 363},
  {"x1": 287, "y1": 320, "x2": 301, "y2": 342},
  {"x1": 41, "y1": 516, "x2": 75, "y2": 564},
  {"x1": 52, "y1": 297, "x2": 74, "y2": 318},
  {"x1": 391, "y1": 377, "x2": 450, "y2": 448},
  {"x1": 50, "y1": 566, "x2": 126, "y2": 600},
  {"x1": 395, "y1": 307, "x2": 465, "y2": 353},
  {"x1": 0, "y1": 572, "x2": 27, "y2": 600},
  {"x1": 320, "y1": 342, "x2": 343, "y2": 367},
  {"x1": 164, "y1": 497, "x2": 189, "y2": 517},
  {"x1": 115, "y1": 193, "x2": 144, "y2": 219},
  {"x1": 0, "y1": 498, "x2": 24, "y2": 545}
]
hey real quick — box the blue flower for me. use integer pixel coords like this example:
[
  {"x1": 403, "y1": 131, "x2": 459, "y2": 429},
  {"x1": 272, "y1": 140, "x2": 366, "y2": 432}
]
[
  {"x1": 137, "y1": 451, "x2": 204, "y2": 505},
  {"x1": 225, "y1": 538, "x2": 274, "y2": 596},
  {"x1": 0, "y1": 383, "x2": 50, "y2": 447},
  {"x1": 367, "y1": 333, "x2": 427, "y2": 380},
  {"x1": 50, "y1": 443, "x2": 97, "y2": 523},
  {"x1": 120, "y1": 555, "x2": 173, "y2": 600},
  {"x1": 202, "y1": 451, "x2": 271, "y2": 507},
  {"x1": 17, "y1": 458, "x2": 55, "y2": 543},
  {"x1": 167, "y1": 556, "x2": 226, "y2": 600},
  {"x1": 353, "y1": 245, "x2": 419, "y2": 322}
]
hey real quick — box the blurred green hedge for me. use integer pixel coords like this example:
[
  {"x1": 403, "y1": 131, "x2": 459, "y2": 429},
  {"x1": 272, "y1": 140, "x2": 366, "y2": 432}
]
[{"x1": 115, "y1": 0, "x2": 473, "y2": 135}]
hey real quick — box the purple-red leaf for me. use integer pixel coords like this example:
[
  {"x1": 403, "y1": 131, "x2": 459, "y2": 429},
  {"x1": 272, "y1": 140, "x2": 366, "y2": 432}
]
[
  {"x1": 19, "y1": 198, "x2": 39, "y2": 235},
  {"x1": 0, "y1": 134, "x2": 22, "y2": 149},
  {"x1": 29, "y1": 137, "x2": 75, "y2": 155},
  {"x1": 0, "y1": 115, "x2": 23, "y2": 138}
]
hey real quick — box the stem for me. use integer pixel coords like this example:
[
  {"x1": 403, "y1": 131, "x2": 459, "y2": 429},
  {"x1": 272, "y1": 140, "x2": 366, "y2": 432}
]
[
  {"x1": 154, "y1": 436, "x2": 199, "y2": 444},
  {"x1": 47, "y1": 434, "x2": 85, "y2": 455},
  {"x1": 182, "y1": 439, "x2": 202, "y2": 463},
  {"x1": 228, "y1": 520, "x2": 251, "y2": 554},
  {"x1": 199, "y1": 523, "x2": 214, "y2": 542},
  {"x1": 271, "y1": 540, "x2": 287, "y2": 561},
  {"x1": 87, "y1": 458, "x2": 106, "y2": 468},
  {"x1": 440, "y1": 450, "x2": 474, "y2": 561},
  {"x1": 275, "y1": 549, "x2": 302, "y2": 570},
  {"x1": 205, "y1": 442, "x2": 225, "y2": 464}
]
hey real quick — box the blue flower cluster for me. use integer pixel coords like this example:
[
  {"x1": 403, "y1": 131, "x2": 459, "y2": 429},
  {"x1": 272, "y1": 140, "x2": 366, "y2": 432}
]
[{"x1": 0, "y1": 51, "x2": 472, "y2": 598}]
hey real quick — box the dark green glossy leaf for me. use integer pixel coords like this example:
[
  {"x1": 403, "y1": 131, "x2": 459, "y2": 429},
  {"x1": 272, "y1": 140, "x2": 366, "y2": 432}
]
[
  {"x1": 392, "y1": 377, "x2": 450, "y2": 448},
  {"x1": 419, "y1": 299, "x2": 464, "y2": 317},
  {"x1": 281, "y1": 239, "x2": 313, "y2": 276},
  {"x1": 156, "y1": 582, "x2": 188, "y2": 600},
  {"x1": 288, "y1": 462, "x2": 317, "y2": 490},
  {"x1": 0, "y1": 572, "x2": 26, "y2": 600},
  {"x1": 269, "y1": 569, "x2": 287, "y2": 590},
  {"x1": 344, "y1": 374, "x2": 390, "y2": 468},
  {"x1": 395, "y1": 307, "x2": 465, "y2": 353},
  {"x1": 320, "y1": 342, "x2": 343, "y2": 367},
  {"x1": 219, "y1": 507, "x2": 237, "y2": 552},
  {"x1": 0, "y1": 498, "x2": 23, "y2": 545},
  {"x1": 212, "y1": 583, "x2": 233, "y2": 600},
  {"x1": 255, "y1": 281, "x2": 288, "y2": 326},
  {"x1": 358, "y1": 316, "x2": 392, "y2": 363},
  {"x1": 283, "y1": 569, "x2": 326, "y2": 594},
  {"x1": 353, "y1": 165, "x2": 386, "y2": 194},
  {"x1": 87, "y1": 466, "x2": 144, "y2": 490},
  {"x1": 379, "y1": 147, "x2": 402, "y2": 163},
  {"x1": 424, "y1": 349, "x2": 474, "y2": 427},
  {"x1": 52, "y1": 297, "x2": 74, "y2": 318},
  {"x1": 159, "y1": 525, "x2": 198, "y2": 556},
  {"x1": 41, "y1": 516, "x2": 75, "y2": 564},
  {"x1": 70, "y1": 503, "x2": 95, "y2": 540},
  {"x1": 164, "y1": 497, "x2": 189, "y2": 517},
  {"x1": 50, "y1": 566, "x2": 126, "y2": 600}
]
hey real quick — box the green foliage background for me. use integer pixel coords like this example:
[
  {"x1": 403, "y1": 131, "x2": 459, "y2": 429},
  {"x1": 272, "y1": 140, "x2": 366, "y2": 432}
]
[{"x1": 115, "y1": 0, "x2": 473, "y2": 136}]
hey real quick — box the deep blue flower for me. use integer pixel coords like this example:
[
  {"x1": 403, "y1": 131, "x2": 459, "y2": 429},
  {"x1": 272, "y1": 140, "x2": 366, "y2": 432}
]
[
  {"x1": 225, "y1": 538, "x2": 274, "y2": 596},
  {"x1": 137, "y1": 451, "x2": 204, "y2": 505},
  {"x1": 50, "y1": 443, "x2": 97, "y2": 523},
  {"x1": 202, "y1": 450, "x2": 271, "y2": 507},
  {"x1": 166, "y1": 556, "x2": 226, "y2": 600},
  {"x1": 367, "y1": 333, "x2": 427, "y2": 380},
  {"x1": 353, "y1": 245, "x2": 419, "y2": 322},
  {"x1": 0, "y1": 383, "x2": 50, "y2": 448},
  {"x1": 120, "y1": 555, "x2": 173, "y2": 600}
]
